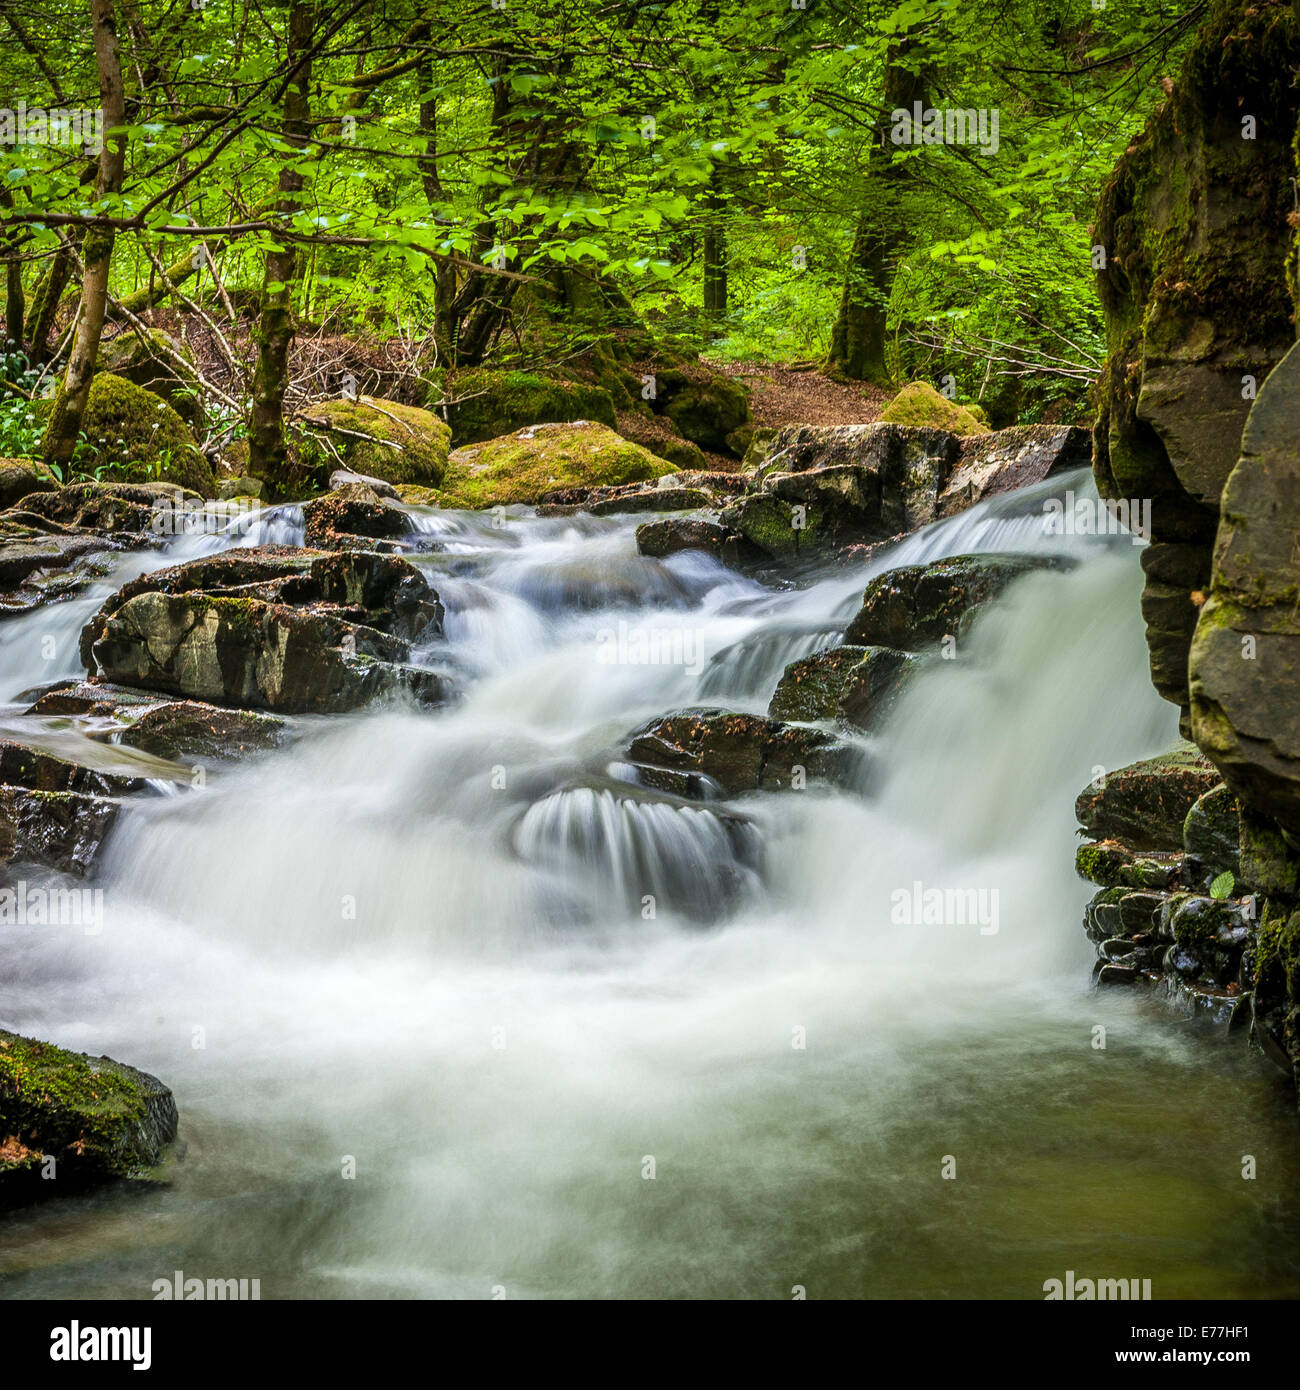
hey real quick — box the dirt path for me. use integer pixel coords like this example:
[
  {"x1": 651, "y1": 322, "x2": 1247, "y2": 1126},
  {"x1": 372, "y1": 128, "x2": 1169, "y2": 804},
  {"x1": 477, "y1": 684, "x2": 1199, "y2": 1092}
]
[{"x1": 708, "y1": 360, "x2": 892, "y2": 430}]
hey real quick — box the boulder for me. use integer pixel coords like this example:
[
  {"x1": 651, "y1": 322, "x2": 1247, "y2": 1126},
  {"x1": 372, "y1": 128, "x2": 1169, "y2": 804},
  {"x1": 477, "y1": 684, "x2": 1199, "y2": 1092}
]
[
  {"x1": 80, "y1": 547, "x2": 448, "y2": 715},
  {"x1": 0, "y1": 458, "x2": 56, "y2": 510},
  {"x1": 438, "y1": 421, "x2": 676, "y2": 509},
  {"x1": 96, "y1": 328, "x2": 203, "y2": 426},
  {"x1": 635, "y1": 517, "x2": 743, "y2": 562},
  {"x1": 844, "y1": 553, "x2": 1064, "y2": 650},
  {"x1": 767, "y1": 645, "x2": 869, "y2": 722},
  {"x1": 835, "y1": 646, "x2": 917, "y2": 732},
  {"x1": 625, "y1": 709, "x2": 862, "y2": 796},
  {"x1": 0, "y1": 1030, "x2": 177, "y2": 1199},
  {"x1": 301, "y1": 482, "x2": 413, "y2": 549},
  {"x1": 879, "y1": 381, "x2": 990, "y2": 437},
  {"x1": 1183, "y1": 783, "x2": 1240, "y2": 876},
  {"x1": 297, "y1": 396, "x2": 451, "y2": 486},
  {"x1": 435, "y1": 368, "x2": 618, "y2": 445},
  {"x1": 0, "y1": 787, "x2": 119, "y2": 876},
  {"x1": 937, "y1": 425, "x2": 1092, "y2": 517},
  {"x1": 655, "y1": 367, "x2": 752, "y2": 455},
  {"x1": 116, "y1": 701, "x2": 289, "y2": 763},
  {"x1": 46, "y1": 374, "x2": 212, "y2": 495},
  {"x1": 1075, "y1": 745, "x2": 1222, "y2": 852}
]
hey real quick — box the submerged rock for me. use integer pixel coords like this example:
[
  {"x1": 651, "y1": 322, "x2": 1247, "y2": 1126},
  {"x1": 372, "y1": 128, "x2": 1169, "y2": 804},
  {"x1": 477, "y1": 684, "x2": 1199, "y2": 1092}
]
[
  {"x1": 0, "y1": 1030, "x2": 178, "y2": 1203},
  {"x1": 844, "y1": 553, "x2": 1063, "y2": 650},
  {"x1": 625, "y1": 709, "x2": 862, "y2": 796}
]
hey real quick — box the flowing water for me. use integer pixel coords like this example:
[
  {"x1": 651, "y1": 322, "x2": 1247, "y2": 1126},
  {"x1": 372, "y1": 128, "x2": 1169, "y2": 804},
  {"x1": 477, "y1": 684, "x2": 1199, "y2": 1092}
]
[{"x1": 2, "y1": 471, "x2": 1299, "y2": 1300}]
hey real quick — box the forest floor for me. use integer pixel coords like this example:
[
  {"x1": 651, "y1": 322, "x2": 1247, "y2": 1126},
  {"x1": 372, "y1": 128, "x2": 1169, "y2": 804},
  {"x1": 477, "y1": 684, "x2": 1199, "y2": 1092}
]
[{"x1": 708, "y1": 359, "x2": 891, "y2": 429}]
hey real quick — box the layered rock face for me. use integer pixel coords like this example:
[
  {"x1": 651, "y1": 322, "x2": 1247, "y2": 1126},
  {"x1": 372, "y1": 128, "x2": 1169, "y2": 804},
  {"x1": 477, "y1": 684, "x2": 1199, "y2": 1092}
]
[
  {"x1": 1081, "y1": 0, "x2": 1300, "y2": 1088},
  {"x1": 1091, "y1": 0, "x2": 1299, "y2": 714}
]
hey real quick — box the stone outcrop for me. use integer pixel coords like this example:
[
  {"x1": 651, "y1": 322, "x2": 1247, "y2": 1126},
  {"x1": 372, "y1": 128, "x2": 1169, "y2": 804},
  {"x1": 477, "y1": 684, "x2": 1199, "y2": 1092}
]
[
  {"x1": 1091, "y1": 0, "x2": 1299, "y2": 715},
  {"x1": 80, "y1": 547, "x2": 448, "y2": 714}
]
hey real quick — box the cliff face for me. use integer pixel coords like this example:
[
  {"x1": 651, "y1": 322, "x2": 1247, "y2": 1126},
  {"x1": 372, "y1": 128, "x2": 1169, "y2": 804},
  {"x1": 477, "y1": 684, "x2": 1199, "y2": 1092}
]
[
  {"x1": 1092, "y1": 0, "x2": 1299, "y2": 712},
  {"x1": 1088, "y1": 0, "x2": 1300, "y2": 1083}
]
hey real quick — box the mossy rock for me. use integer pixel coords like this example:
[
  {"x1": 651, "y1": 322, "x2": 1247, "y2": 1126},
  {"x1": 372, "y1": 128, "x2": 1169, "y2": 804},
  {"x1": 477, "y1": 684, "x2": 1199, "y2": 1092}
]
[
  {"x1": 880, "y1": 382, "x2": 990, "y2": 437},
  {"x1": 297, "y1": 396, "x2": 451, "y2": 487},
  {"x1": 656, "y1": 368, "x2": 752, "y2": 454},
  {"x1": 434, "y1": 369, "x2": 618, "y2": 445},
  {"x1": 97, "y1": 329, "x2": 202, "y2": 426},
  {"x1": 49, "y1": 373, "x2": 212, "y2": 495},
  {"x1": 0, "y1": 457, "x2": 57, "y2": 510},
  {"x1": 0, "y1": 1029, "x2": 178, "y2": 1195},
  {"x1": 438, "y1": 421, "x2": 677, "y2": 509}
]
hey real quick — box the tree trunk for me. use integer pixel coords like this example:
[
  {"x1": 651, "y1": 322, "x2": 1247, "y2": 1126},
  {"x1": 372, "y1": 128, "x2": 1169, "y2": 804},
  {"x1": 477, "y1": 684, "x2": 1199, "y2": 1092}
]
[
  {"x1": 42, "y1": 0, "x2": 127, "y2": 464},
  {"x1": 248, "y1": 0, "x2": 315, "y2": 493},
  {"x1": 0, "y1": 190, "x2": 24, "y2": 350},
  {"x1": 827, "y1": 43, "x2": 925, "y2": 385},
  {"x1": 417, "y1": 51, "x2": 458, "y2": 364}
]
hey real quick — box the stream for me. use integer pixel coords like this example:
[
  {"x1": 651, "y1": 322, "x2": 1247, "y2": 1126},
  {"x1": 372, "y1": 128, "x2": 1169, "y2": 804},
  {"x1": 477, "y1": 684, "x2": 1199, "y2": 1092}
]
[{"x1": 2, "y1": 469, "x2": 1299, "y2": 1299}]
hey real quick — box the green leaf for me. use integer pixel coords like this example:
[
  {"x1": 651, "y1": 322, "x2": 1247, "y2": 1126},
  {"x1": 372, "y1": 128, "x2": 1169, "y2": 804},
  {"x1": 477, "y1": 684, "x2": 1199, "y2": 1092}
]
[{"x1": 1209, "y1": 872, "x2": 1235, "y2": 900}]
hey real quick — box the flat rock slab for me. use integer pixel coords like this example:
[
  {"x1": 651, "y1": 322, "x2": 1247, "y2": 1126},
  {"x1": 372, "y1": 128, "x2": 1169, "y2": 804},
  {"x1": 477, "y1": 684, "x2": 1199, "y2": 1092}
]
[{"x1": 1074, "y1": 744, "x2": 1222, "y2": 852}]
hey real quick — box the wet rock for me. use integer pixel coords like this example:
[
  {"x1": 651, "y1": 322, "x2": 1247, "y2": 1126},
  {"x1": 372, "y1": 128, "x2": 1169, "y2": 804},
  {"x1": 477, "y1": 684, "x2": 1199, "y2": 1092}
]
[
  {"x1": 835, "y1": 647, "x2": 916, "y2": 732},
  {"x1": 12, "y1": 480, "x2": 198, "y2": 538},
  {"x1": 0, "y1": 1030, "x2": 177, "y2": 1202},
  {"x1": 116, "y1": 701, "x2": 289, "y2": 763},
  {"x1": 635, "y1": 517, "x2": 744, "y2": 562},
  {"x1": 0, "y1": 741, "x2": 150, "y2": 798},
  {"x1": 1237, "y1": 808, "x2": 1300, "y2": 897},
  {"x1": 844, "y1": 553, "x2": 1063, "y2": 650},
  {"x1": 0, "y1": 788, "x2": 118, "y2": 876},
  {"x1": 81, "y1": 547, "x2": 448, "y2": 715},
  {"x1": 1074, "y1": 842, "x2": 1182, "y2": 891},
  {"x1": 23, "y1": 680, "x2": 168, "y2": 719},
  {"x1": 768, "y1": 645, "x2": 869, "y2": 722},
  {"x1": 1074, "y1": 745, "x2": 1221, "y2": 851},
  {"x1": 301, "y1": 482, "x2": 413, "y2": 549},
  {"x1": 937, "y1": 425, "x2": 1091, "y2": 518},
  {"x1": 588, "y1": 486, "x2": 714, "y2": 517},
  {"x1": 718, "y1": 494, "x2": 811, "y2": 559},
  {"x1": 1183, "y1": 783, "x2": 1240, "y2": 875},
  {"x1": 626, "y1": 709, "x2": 862, "y2": 796},
  {"x1": 1097, "y1": 963, "x2": 1141, "y2": 987}
]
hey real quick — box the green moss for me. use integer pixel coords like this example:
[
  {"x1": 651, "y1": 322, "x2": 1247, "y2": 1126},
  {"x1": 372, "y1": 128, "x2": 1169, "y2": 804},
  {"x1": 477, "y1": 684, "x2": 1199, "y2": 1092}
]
[
  {"x1": 297, "y1": 397, "x2": 451, "y2": 487},
  {"x1": 53, "y1": 373, "x2": 212, "y2": 494},
  {"x1": 437, "y1": 421, "x2": 676, "y2": 509},
  {"x1": 880, "y1": 382, "x2": 990, "y2": 437},
  {"x1": 0, "y1": 1031, "x2": 152, "y2": 1177},
  {"x1": 434, "y1": 369, "x2": 618, "y2": 446}
]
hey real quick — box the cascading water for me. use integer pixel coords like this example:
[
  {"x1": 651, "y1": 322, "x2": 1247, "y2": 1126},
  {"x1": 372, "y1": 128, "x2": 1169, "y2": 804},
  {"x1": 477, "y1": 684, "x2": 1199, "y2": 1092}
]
[{"x1": 3, "y1": 472, "x2": 1299, "y2": 1299}]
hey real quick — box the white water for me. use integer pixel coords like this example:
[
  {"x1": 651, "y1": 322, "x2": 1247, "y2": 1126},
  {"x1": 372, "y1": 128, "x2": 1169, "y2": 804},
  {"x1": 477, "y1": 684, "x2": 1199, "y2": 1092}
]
[{"x1": 4, "y1": 473, "x2": 1299, "y2": 1299}]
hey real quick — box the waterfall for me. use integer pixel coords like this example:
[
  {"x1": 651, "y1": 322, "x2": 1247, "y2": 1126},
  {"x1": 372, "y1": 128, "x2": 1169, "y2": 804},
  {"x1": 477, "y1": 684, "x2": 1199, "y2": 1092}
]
[{"x1": 4, "y1": 469, "x2": 1299, "y2": 1300}]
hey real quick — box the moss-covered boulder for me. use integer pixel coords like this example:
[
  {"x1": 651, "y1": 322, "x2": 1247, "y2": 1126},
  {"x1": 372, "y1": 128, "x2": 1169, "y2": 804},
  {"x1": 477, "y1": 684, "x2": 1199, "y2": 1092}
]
[
  {"x1": 97, "y1": 329, "x2": 202, "y2": 426},
  {"x1": 434, "y1": 369, "x2": 618, "y2": 445},
  {"x1": 438, "y1": 421, "x2": 676, "y2": 509},
  {"x1": 880, "y1": 382, "x2": 990, "y2": 437},
  {"x1": 1092, "y1": 0, "x2": 1299, "y2": 715},
  {"x1": 0, "y1": 1030, "x2": 177, "y2": 1199},
  {"x1": 0, "y1": 457, "x2": 56, "y2": 510},
  {"x1": 655, "y1": 367, "x2": 753, "y2": 455},
  {"x1": 48, "y1": 374, "x2": 212, "y2": 495},
  {"x1": 767, "y1": 646, "x2": 870, "y2": 722},
  {"x1": 297, "y1": 396, "x2": 451, "y2": 487}
]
